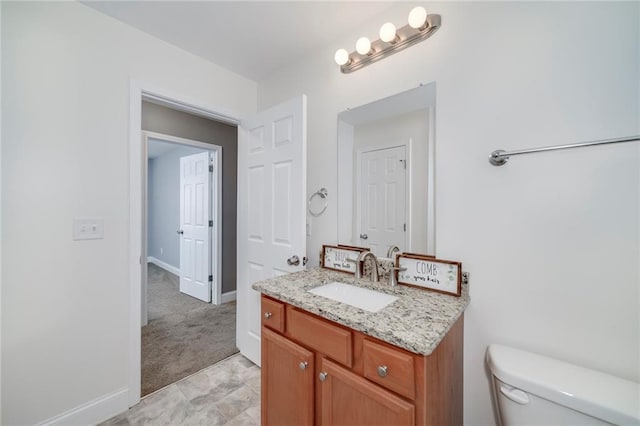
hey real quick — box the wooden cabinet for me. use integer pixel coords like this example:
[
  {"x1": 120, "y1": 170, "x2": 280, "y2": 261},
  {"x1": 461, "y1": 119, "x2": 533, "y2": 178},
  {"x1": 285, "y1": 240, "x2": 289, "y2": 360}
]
[
  {"x1": 319, "y1": 358, "x2": 415, "y2": 426},
  {"x1": 261, "y1": 327, "x2": 314, "y2": 425},
  {"x1": 260, "y1": 295, "x2": 464, "y2": 426}
]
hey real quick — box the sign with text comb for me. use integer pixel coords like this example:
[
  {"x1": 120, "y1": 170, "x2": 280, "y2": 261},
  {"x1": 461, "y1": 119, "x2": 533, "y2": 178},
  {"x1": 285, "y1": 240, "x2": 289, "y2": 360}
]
[{"x1": 396, "y1": 253, "x2": 462, "y2": 297}]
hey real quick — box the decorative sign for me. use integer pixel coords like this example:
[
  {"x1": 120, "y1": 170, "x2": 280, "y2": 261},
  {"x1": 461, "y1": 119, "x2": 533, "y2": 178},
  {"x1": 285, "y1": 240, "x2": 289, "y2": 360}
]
[
  {"x1": 396, "y1": 253, "x2": 462, "y2": 297},
  {"x1": 337, "y1": 244, "x2": 370, "y2": 251},
  {"x1": 322, "y1": 244, "x2": 367, "y2": 274}
]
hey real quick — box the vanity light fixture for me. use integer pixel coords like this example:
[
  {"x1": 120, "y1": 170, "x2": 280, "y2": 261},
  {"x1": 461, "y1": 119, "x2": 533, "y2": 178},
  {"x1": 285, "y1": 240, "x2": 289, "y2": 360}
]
[{"x1": 334, "y1": 6, "x2": 441, "y2": 73}]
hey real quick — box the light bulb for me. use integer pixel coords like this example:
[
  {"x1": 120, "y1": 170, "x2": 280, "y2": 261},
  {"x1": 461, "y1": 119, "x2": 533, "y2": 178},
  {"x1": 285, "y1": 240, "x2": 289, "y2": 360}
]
[
  {"x1": 355, "y1": 37, "x2": 372, "y2": 55},
  {"x1": 408, "y1": 6, "x2": 427, "y2": 29},
  {"x1": 379, "y1": 22, "x2": 397, "y2": 43},
  {"x1": 334, "y1": 48, "x2": 350, "y2": 66}
]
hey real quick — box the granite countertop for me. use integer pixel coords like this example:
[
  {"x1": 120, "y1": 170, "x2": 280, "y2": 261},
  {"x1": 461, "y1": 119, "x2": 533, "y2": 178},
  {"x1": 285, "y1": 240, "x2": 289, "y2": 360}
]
[{"x1": 252, "y1": 267, "x2": 470, "y2": 356}]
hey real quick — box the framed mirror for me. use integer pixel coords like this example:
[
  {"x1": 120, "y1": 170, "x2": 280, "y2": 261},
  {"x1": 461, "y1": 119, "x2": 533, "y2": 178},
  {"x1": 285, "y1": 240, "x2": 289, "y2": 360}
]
[{"x1": 337, "y1": 83, "x2": 435, "y2": 258}]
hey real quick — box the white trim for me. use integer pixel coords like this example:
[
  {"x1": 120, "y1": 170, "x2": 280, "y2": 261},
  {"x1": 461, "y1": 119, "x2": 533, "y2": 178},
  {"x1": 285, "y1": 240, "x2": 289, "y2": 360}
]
[
  {"x1": 141, "y1": 135, "x2": 149, "y2": 327},
  {"x1": 147, "y1": 256, "x2": 180, "y2": 276},
  {"x1": 37, "y1": 387, "x2": 128, "y2": 426},
  {"x1": 145, "y1": 130, "x2": 226, "y2": 152},
  {"x1": 129, "y1": 80, "x2": 143, "y2": 406},
  {"x1": 129, "y1": 79, "x2": 242, "y2": 408},
  {"x1": 221, "y1": 290, "x2": 237, "y2": 304},
  {"x1": 142, "y1": 93, "x2": 238, "y2": 126}
]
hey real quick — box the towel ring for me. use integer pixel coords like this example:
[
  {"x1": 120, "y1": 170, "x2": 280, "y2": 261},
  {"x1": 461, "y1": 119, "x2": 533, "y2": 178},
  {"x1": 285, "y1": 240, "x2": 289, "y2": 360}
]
[{"x1": 308, "y1": 188, "x2": 328, "y2": 217}]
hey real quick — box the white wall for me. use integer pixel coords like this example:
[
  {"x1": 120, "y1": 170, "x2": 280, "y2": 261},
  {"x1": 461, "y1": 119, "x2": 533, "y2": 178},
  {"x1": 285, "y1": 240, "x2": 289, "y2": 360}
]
[
  {"x1": 258, "y1": 2, "x2": 639, "y2": 424},
  {"x1": 1, "y1": 2, "x2": 256, "y2": 424}
]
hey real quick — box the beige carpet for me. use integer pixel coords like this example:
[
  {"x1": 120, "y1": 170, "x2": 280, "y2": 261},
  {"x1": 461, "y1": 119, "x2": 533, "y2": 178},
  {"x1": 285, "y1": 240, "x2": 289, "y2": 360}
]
[{"x1": 142, "y1": 263, "x2": 238, "y2": 396}]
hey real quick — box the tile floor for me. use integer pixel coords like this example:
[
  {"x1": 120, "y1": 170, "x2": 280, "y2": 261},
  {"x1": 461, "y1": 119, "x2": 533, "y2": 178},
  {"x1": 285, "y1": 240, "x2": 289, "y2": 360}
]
[{"x1": 101, "y1": 354, "x2": 260, "y2": 425}]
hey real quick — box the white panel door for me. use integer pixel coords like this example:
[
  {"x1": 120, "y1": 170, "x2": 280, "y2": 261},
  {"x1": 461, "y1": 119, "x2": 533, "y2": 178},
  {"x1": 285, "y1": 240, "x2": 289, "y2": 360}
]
[
  {"x1": 179, "y1": 151, "x2": 211, "y2": 302},
  {"x1": 237, "y1": 95, "x2": 307, "y2": 366},
  {"x1": 359, "y1": 146, "x2": 406, "y2": 257}
]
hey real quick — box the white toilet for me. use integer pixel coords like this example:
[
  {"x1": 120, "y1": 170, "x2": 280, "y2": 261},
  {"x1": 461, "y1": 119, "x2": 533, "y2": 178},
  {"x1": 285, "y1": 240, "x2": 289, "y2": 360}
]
[{"x1": 486, "y1": 344, "x2": 640, "y2": 425}]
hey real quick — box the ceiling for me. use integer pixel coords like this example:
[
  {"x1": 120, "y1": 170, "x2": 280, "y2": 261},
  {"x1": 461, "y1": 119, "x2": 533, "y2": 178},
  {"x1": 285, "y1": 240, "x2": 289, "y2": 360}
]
[
  {"x1": 82, "y1": 1, "x2": 395, "y2": 82},
  {"x1": 147, "y1": 139, "x2": 181, "y2": 159}
]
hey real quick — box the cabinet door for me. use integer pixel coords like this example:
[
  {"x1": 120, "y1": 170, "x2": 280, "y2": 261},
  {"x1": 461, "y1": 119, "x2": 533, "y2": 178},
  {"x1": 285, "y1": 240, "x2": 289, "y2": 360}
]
[
  {"x1": 319, "y1": 358, "x2": 415, "y2": 426},
  {"x1": 262, "y1": 327, "x2": 314, "y2": 426}
]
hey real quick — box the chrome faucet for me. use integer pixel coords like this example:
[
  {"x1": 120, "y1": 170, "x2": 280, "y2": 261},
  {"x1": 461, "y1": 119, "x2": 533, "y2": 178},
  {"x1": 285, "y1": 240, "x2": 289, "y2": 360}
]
[
  {"x1": 386, "y1": 245, "x2": 400, "y2": 259},
  {"x1": 357, "y1": 251, "x2": 379, "y2": 282}
]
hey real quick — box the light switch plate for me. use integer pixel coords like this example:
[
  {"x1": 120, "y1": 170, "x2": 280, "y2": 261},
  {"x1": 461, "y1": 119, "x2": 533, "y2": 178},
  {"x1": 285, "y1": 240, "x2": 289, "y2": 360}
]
[{"x1": 73, "y1": 217, "x2": 104, "y2": 240}]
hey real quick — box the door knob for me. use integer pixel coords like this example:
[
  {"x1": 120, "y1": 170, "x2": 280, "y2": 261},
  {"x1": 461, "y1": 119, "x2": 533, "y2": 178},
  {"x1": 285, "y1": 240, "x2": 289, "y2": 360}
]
[
  {"x1": 177, "y1": 229, "x2": 184, "y2": 235},
  {"x1": 299, "y1": 361, "x2": 308, "y2": 370},
  {"x1": 319, "y1": 372, "x2": 328, "y2": 381},
  {"x1": 287, "y1": 255, "x2": 300, "y2": 266},
  {"x1": 360, "y1": 233, "x2": 368, "y2": 240}
]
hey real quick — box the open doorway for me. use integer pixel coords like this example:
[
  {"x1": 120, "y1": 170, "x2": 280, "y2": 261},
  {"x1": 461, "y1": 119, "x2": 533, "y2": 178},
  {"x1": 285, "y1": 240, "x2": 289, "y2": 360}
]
[{"x1": 140, "y1": 101, "x2": 239, "y2": 396}]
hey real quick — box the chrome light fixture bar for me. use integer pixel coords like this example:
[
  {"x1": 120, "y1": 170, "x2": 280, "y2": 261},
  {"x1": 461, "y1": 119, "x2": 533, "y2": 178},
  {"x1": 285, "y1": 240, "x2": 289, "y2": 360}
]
[{"x1": 335, "y1": 7, "x2": 441, "y2": 74}]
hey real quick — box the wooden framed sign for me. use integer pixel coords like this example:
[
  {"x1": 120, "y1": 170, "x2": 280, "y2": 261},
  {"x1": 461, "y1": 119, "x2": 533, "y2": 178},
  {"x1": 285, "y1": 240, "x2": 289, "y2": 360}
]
[
  {"x1": 396, "y1": 253, "x2": 462, "y2": 297},
  {"x1": 322, "y1": 244, "x2": 367, "y2": 274},
  {"x1": 337, "y1": 244, "x2": 370, "y2": 251}
]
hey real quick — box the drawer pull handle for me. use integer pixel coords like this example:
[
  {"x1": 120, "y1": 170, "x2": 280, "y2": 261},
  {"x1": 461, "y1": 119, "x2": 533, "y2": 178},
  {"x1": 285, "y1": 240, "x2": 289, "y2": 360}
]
[
  {"x1": 299, "y1": 361, "x2": 308, "y2": 370},
  {"x1": 319, "y1": 372, "x2": 328, "y2": 382},
  {"x1": 377, "y1": 365, "x2": 388, "y2": 378},
  {"x1": 264, "y1": 312, "x2": 272, "y2": 319}
]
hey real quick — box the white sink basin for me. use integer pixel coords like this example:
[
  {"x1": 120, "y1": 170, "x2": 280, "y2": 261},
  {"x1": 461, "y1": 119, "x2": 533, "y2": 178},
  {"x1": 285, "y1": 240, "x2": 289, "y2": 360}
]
[{"x1": 308, "y1": 282, "x2": 397, "y2": 313}]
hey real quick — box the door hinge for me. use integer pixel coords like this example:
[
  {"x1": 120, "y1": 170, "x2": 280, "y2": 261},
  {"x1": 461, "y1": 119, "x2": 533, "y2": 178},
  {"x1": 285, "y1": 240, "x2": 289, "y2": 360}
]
[
  {"x1": 404, "y1": 223, "x2": 406, "y2": 232},
  {"x1": 209, "y1": 164, "x2": 213, "y2": 173},
  {"x1": 208, "y1": 275, "x2": 213, "y2": 282},
  {"x1": 209, "y1": 220, "x2": 213, "y2": 227}
]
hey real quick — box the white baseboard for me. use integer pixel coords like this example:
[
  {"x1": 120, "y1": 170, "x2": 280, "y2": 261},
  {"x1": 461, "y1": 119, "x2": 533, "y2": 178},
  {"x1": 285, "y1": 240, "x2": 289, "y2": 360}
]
[
  {"x1": 221, "y1": 290, "x2": 236, "y2": 304},
  {"x1": 38, "y1": 387, "x2": 129, "y2": 426},
  {"x1": 147, "y1": 256, "x2": 180, "y2": 276}
]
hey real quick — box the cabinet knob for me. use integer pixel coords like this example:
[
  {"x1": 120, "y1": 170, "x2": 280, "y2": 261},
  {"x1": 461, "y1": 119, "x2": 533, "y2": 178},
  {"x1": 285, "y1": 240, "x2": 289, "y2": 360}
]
[
  {"x1": 264, "y1": 312, "x2": 272, "y2": 319},
  {"x1": 377, "y1": 365, "x2": 388, "y2": 378},
  {"x1": 299, "y1": 361, "x2": 308, "y2": 370},
  {"x1": 319, "y1": 372, "x2": 328, "y2": 382}
]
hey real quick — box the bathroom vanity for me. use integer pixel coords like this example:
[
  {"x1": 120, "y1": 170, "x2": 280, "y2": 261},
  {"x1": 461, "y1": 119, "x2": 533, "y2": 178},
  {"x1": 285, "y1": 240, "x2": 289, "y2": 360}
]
[{"x1": 252, "y1": 267, "x2": 469, "y2": 425}]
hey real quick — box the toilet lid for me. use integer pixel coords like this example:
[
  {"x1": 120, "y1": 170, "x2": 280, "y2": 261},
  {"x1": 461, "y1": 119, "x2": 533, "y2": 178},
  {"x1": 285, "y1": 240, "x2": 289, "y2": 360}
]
[{"x1": 486, "y1": 344, "x2": 640, "y2": 425}]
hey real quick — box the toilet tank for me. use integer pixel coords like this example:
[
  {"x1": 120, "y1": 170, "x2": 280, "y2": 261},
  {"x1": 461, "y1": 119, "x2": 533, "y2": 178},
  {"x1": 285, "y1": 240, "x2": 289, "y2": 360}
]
[{"x1": 486, "y1": 344, "x2": 640, "y2": 426}]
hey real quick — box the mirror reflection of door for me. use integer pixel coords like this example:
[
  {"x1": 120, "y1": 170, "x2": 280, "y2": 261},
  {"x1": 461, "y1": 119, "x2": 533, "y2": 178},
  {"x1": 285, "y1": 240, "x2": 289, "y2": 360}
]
[
  {"x1": 358, "y1": 145, "x2": 407, "y2": 257},
  {"x1": 337, "y1": 83, "x2": 436, "y2": 257}
]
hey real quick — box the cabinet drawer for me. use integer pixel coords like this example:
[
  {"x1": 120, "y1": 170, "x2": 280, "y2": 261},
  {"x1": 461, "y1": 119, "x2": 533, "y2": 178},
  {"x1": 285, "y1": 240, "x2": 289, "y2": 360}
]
[
  {"x1": 261, "y1": 297, "x2": 285, "y2": 333},
  {"x1": 287, "y1": 308, "x2": 353, "y2": 368},
  {"x1": 363, "y1": 339, "x2": 415, "y2": 399}
]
